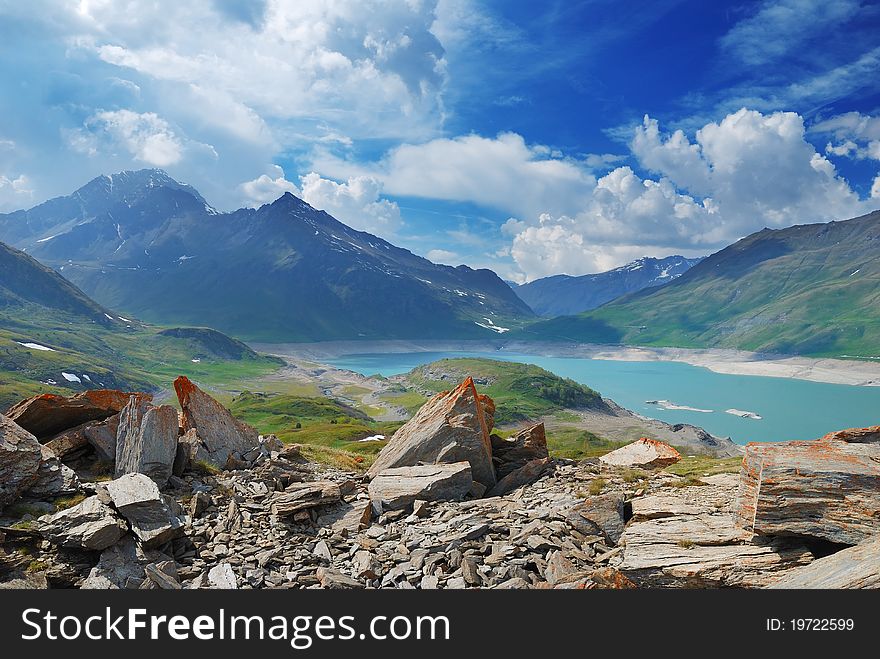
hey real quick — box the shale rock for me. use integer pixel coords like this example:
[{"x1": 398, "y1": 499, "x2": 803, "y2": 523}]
[
  {"x1": 599, "y1": 438, "x2": 681, "y2": 469},
  {"x1": 486, "y1": 457, "x2": 551, "y2": 497},
  {"x1": 24, "y1": 445, "x2": 81, "y2": 500},
  {"x1": 0, "y1": 414, "x2": 42, "y2": 508},
  {"x1": 81, "y1": 536, "x2": 169, "y2": 589},
  {"x1": 102, "y1": 473, "x2": 185, "y2": 548},
  {"x1": 368, "y1": 462, "x2": 473, "y2": 511},
  {"x1": 368, "y1": 377, "x2": 496, "y2": 488},
  {"x1": 37, "y1": 495, "x2": 127, "y2": 551},
  {"x1": 44, "y1": 423, "x2": 90, "y2": 460},
  {"x1": 615, "y1": 474, "x2": 813, "y2": 587},
  {"x1": 83, "y1": 414, "x2": 120, "y2": 462},
  {"x1": 735, "y1": 432, "x2": 880, "y2": 545},
  {"x1": 174, "y1": 376, "x2": 259, "y2": 469},
  {"x1": 491, "y1": 423, "x2": 549, "y2": 479},
  {"x1": 6, "y1": 390, "x2": 142, "y2": 439},
  {"x1": 565, "y1": 492, "x2": 626, "y2": 545},
  {"x1": 270, "y1": 481, "x2": 342, "y2": 516},
  {"x1": 115, "y1": 396, "x2": 178, "y2": 486},
  {"x1": 768, "y1": 536, "x2": 880, "y2": 589}
]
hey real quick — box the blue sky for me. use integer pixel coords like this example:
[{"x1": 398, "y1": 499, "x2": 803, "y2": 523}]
[{"x1": 1, "y1": 0, "x2": 879, "y2": 281}]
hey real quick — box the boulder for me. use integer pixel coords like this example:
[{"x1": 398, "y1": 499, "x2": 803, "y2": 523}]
[
  {"x1": 37, "y1": 496, "x2": 127, "y2": 551},
  {"x1": 23, "y1": 445, "x2": 81, "y2": 500},
  {"x1": 316, "y1": 500, "x2": 373, "y2": 533},
  {"x1": 821, "y1": 424, "x2": 880, "y2": 443},
  {"x1": 174, "y1": 376, "x2": 259, "y2": 469},
  {"x1": 173, "y1": 428, "x2": 201, "y2": 476},
  {"x1": 102, "y1": 473, "x2": 185, "y2": 548},
  {"x1": 735, "y1": 432, "x2": 880, "y2": 545},
  {"x1": 615, "y1": 474, "x2": 813, "y2": 588},
  {"x1": 491, "y1": 423, "x2": 549, "y2": 479},
  {"x1": 486, "y1": 457, "x2": 552, "y2": 497},
  {"x1": 368, "y1": 462, "x2": 473, "y2": 511},
  {"x1": 83, "y1": 414, "x2": 120, "y2": 462},
  {"x1": 599, "y1": 438, "x2": 681, "y2": 469},
  {"x1": 367, "y1": 377, "x2": 496, "y2": 488},
  {"x1": 6, "y1": 390, "x2": 144, "y2": 440},
  {"x1": 270, "y1": 481, "x2": 342, "y2": 517},
  {"x1": 0, "y1": 414, "x2": 42, "y2": 508},
  {"x1": 115, "y1": 396, "x2": 178, "y2": 486},
  {"x1": 768, "y1": 536, "x2": 880, "y2": 589},
  {"x1": 565, "y1": 492, "x2": 626, "y2": 545}
]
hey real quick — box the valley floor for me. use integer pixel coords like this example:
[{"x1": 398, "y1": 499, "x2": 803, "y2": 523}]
[{"x1": 253, "y1": 340, "x2": 880, "y2": 387}]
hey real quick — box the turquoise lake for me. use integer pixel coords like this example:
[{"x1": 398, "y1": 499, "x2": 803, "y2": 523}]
[{"x1": 326, "y1": 351, "x2": 880, "y2": 445}]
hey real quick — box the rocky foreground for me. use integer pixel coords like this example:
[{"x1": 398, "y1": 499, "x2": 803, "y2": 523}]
[{"x1": 0, "y1": 376, "x2": 878, "y2": 589}]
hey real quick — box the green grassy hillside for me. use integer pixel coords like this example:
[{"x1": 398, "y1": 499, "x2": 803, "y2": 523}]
[{"x1": 520, "y1": 210, "x2": 880, "y2": 358}]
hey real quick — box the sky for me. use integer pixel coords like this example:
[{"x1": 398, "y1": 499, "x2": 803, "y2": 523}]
[{"x1": 1, "y1": 0, "x2": 880, "y2": 282}]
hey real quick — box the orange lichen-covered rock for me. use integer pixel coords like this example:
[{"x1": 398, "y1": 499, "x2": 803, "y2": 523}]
[
  {"x1": 367, "y1": 377, "x2": 496, "y2": 488},
  {"x1": 735, "y1": 427, "x2": 880, "y2": 545},
  {"x1": 6, "y1": 389, "x2": 146, "y2": 440},
  {"x1": 599, "y1": 438, "x2": 681, "y2": 469},
  {"x1": 174, "y1": 376, "x2": 259, "y2": 469}
]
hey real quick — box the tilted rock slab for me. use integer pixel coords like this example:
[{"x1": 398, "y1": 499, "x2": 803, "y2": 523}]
[
  {"x1": 0, "y1": 414, "x2": 42, "y2": 508},
  {"x1": 115, "y1": 395, "x2": 178, "y2": 486},
  {"x1": 270, "y1": 481, "x2": 342, "y2": 516},
  {"x1": 368, "y1": 462, "x2": 473, "y2": 511},
  {"x1": 735, "y1": 432, "x2": 880, "y2": 546},
  {"x1": 102, "y1": 473, "x2": 185, "y2": 548},
  {"x1": 599, "y1": 438, "x2": 681, "y2": 469},
  {"x1": 6, "y1": 389, "x2": 144, "y2": 440},
  {"x1": 81, "y1": 536, "x2": 169, "y2": 589},
  {"x1": 368, "y1": 377, "x2": 496, "y2": 488},
  {"x1": 614, "y1": 474, "x2": 813, "y2": 587},
  {"x1": 37, "y1": 495, "x2": 128, "y2": 551},
  {"x1": 174, "y1": 376, "x2": 259, "y2": 469},
  {"x1": 83, "y1": 413, "x2": 120, "y2": 462},
  {"x1": 486, "y1": 457, "x2": 551, "y2": 497},
  {"x1": 491, "y1": 422, "x2": 549, "y2": 479},
  {"x1": 767, "y1": 536, "x2": 880, "y2": 589}
]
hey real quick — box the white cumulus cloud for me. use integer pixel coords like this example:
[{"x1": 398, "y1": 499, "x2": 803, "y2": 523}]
[
  {"x1": 240, "y1": 165, "x2": 300, "y2": 206},
  {"x1": 300, "y1": 172, "x2": 402, "y2": 235}
]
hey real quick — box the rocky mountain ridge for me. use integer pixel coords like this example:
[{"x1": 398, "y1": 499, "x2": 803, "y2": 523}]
[{"x1": 0, "y1": 169, "x2": 534, "y2": 342}]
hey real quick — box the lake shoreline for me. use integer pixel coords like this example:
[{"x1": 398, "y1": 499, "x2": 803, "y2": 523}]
[{"x1": 251, "y1": 340, "x2": 880, "y2": 387}]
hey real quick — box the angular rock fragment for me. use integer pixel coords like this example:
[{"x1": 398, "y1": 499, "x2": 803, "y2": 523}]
[
  {"x1": 368, "y1": 462, "x2": 473, "y2": 511},
  {"x1": 486, "y1": 457, "x2": 551, "y2": 497},
  {"x1": 6, "y1": 389, "x2": 143, "y2": 439},
  {"x1": 735, "y1": 432, "x2": 880, "y2": 545},
  {"x1": 207, "y1": 563, "x2": 238, "y2": 589},
  {"x1": 37, "y1": 496, "x2": 127, "y2": 551},
  {"x1": 767, "y1": 536, "x2": 880, "y2": 589},
  {"x1": 83, "y1": 414, "x2": 120, "y2": 462},
  {"x1": 270, "y1": 481, "x2": 342, "y2": 516},
  {"x1": 599, "y1": 438, "x2": 681, "y2": 469},
  {"x1": 174, "y1": 376, "x2": 259, "y2": 469},
  {"x1": 115, "y1": 395, "x2": 178, "y2": 486},
  {"x1": 565, "y1": 492, "x2": 626, "y2": 545},
  {"x1": 144, "y1": 561, "x2": 181, "y2": 589},
  {"x1": 81, "y1": 536, "x2": 168, "y2": 589},
  {"x1": 24, "y1": 445, "x2": 80, "y2": 500},
  {"x1": 491, "y1": 423, "x2": 549, "y2": 479},
  {"x1": 316, "y1": 500, "x2": 372, "y2": 533},
  {"x1": 102, "y1": 473, "x2": 185, "y2": 548},
  {"x1": 43, "y1": 424, "x2": 90, "y2": 460},
  {"x1": 615, "y1": 474, "x2": 813, "y2": 588},
  {"x1": 368, "y1": 377, "x2": 496, "y2": 488},
  {"x1": 0, "y1": 414, "x2": 42, "y2": 508},
  {"x1": 316, "y1": 566, "x2": 364, "y2": 589}
]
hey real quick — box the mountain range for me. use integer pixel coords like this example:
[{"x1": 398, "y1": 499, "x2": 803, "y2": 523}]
[
  {"x1": 510, "y1": 255, "x2": 702, "y2": 317},
  {"x1": 0, "y1": 170, "x2": 534, "y2": 342},
  {"x1": 0, "y1": 236, "x2": 279, "y2": 408},
  {"x1": 520, "y1": 210, "x2": 880, "y2": 357}
]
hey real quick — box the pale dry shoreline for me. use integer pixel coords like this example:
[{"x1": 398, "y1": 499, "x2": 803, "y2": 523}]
[{"x1": 252, "y1": 339, "x2": 880, "y2": 387}]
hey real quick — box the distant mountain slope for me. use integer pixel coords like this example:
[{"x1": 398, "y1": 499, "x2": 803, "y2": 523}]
[
  {"x1": 0, "y1": 241, "x2": 110, "y2": 321},
  {"x1": 519, "y1": 210, "x2": 880, "y2": 357},
  {"x1": 513, "y1": 256, "x2": 702, "y2": 317},
  {"x1": 0, "y1": 239, "x2": 279, "y2": 409},
  {"x1": 0, "y1": 169, "x2": 534, "y2": 342}
]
